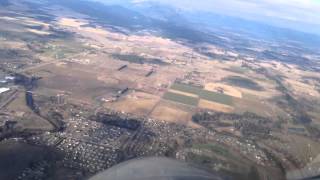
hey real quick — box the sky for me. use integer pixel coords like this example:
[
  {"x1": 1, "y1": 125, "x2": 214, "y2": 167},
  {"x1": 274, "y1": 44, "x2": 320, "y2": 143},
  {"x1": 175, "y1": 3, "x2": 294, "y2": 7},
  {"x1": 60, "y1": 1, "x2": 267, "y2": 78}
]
[{"x1": 97, "y1": 0, "x2": 320, "y2": 34}]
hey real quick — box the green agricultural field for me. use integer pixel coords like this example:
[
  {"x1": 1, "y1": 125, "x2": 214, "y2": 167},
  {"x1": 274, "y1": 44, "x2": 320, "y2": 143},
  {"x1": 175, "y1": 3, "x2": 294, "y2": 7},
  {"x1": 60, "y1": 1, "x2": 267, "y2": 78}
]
[
  {"x1": 170, "y1": 83, "x2": 233, "y2": 106},
  {"x1": 171, "y1": 82, "x2": 201, "y2": 94},
  {"x1": 112, "y1": 54, "x2": 168, "y2": 65},
  {"x1": 224, "y1": 66, "x2": 248, "y2": 74},
  {"x1": 199, "y1": 90, "x2": 233, "y2": 106},
  {"x1": 163, "y1": 91, "x2": 199, "y2": 106},
  {"x1": 193, "y1": 143, "x2": 230, "y2": 156}
]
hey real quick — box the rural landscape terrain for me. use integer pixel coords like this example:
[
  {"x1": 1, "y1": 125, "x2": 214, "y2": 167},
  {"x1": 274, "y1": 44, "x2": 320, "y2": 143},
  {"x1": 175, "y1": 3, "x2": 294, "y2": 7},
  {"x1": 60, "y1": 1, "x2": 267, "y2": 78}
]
[{"x1": 0, "y1": 0, "x2": 320, "y2": 179}]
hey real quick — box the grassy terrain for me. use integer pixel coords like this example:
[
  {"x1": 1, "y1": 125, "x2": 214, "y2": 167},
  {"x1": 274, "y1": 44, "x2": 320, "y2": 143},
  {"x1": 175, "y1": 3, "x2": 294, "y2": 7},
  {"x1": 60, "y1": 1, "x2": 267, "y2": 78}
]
[
  {"x1": 112, "y1": 54, "x2": 168, "y2": 65},
  {"x1": 224, "y1": 66, "x2": 248, "y2": 74},
  {"x1": 193, "y1": 143, "x2": 230, "y2": 156},
  {"x1": 171, "y1": 83, "x2": 201, "y2": 94},
  {"x1": 171, "y1": 83, "x2": 233, "y2": 106},
  {"x1": 163, "y1": 91, "x2": 199, "y2": 106},
  {"x1": 242, "y1": 92, "x2": 259, "y2": 101},
  {"x1": 42, "y1": 46, "x2": 74, "y2": 59},
  {"x1": 41, "y1": 39, "x2": 89, "y2": 59},
  {"x1": 199, "y1": 89, "x2": 233, "y2": 106}
]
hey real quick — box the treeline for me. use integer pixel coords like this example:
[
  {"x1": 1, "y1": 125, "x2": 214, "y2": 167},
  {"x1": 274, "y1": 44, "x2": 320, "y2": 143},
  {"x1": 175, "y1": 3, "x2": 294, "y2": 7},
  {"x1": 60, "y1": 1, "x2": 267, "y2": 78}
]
[
  {"x1": 192, "y1": 111, "x2": 273, "y2": 139},
  {"x1": 92, "y1": 112, "x2": 141, "y2": 131}
]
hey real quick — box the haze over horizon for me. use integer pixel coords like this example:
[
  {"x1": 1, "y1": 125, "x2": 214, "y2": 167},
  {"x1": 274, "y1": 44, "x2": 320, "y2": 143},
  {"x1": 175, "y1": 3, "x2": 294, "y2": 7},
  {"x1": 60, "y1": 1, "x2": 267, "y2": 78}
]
[{"x1": 95, "y1": 0, "x2": 320, "y2": 35}]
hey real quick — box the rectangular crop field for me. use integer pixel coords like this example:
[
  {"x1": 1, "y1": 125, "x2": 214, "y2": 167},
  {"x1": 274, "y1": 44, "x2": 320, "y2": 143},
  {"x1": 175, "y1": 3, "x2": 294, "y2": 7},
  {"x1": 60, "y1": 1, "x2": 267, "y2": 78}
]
[
  {"x1": 193, "y1": 143, "x2": 230, "y2": 156},
  {"x1": 198, "y1": 89, "x2": 233, "y2": 106},
  {"x1": 170, "y1": 83, "x2": 233, "y2": 106},
  {"x1": 171, "y1": 83, "x2": 201, "y2": 95},
  {"x1": 163, "y1": 91, "x2": 199, "y2": 106}
]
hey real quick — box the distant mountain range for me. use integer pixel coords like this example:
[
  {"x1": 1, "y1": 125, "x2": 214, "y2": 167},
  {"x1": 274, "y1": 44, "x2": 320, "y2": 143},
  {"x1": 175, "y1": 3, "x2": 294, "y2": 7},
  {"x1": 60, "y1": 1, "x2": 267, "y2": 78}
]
[
  {"x1": 33, "y1": 0, "x2": 320, "y2": 51},
  {"x1": 127, "y1": 1, "x2": 320, "y2": 47}
]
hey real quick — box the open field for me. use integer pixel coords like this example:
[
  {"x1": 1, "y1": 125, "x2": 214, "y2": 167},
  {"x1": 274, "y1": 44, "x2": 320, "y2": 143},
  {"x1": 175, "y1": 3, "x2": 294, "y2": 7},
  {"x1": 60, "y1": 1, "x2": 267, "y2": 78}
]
[
  {"x1": 35, "y1": 63, "x2": 126, "y2": 103},
  {"x1": 285, "y1": 78, "x2": 320, "y2": 98},
  {"x1": 224, "y1": 66, "x2": 249, "y2": 74},
  {"x1": 198, "y1": 99, "x2": 234, "y2": 113},
  {"x1": 193, "y1": 143, "x2": 231, "y2": 157},
  {"x1": 199, "y1": 89, "x2": 233, "y2": 106},
  {"x1": 5, "y1": 91, "x2": 54, "y2": 131},
  {"x1": 204, "y1": 83, "x2": 242, "y2": 98},
  {"x1": 6, "y1": 91, "x2": 30, "y2": 113},
  {"x1": 163, "y1": 91, "x2": 199, "y2": 106},
  {"x1": 168, "y1": 89, "x2": 199, "y2": 98},
  {"x1": 112, "y1": 54, "x2": 168, "y2": 65},
  {"x1": 171, "y1": 83, "x2": 202, "y2": 95},
  {"x1": 170, "y1": 83, "x2": 233, "y2": 106},
  {"x1": 163, "y1": 82, "x2": 235, "y2": 113},
  {"x1": 105, "y1": 91, "x2": 159, "y2": 116},
  {"x1": 268, "y1": 133, "x2": 320, "y2": 165},
  {"x1": 150, "y1": 100, "x2": 195, "y2": 125}
]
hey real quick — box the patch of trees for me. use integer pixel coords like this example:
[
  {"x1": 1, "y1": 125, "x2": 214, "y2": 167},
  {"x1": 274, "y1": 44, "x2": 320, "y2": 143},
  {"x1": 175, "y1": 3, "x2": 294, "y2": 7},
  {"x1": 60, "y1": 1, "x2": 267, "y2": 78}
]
[
  {"x1": 222, "y1": 76, "x2": 264, "y2": 91},
  {"x1": 14, "y1": 73, "x2": 41, "y2": 90},
  {"x1": 0, "y1": 49, "x2": 21, "y2": 59},
  {"x1": 47, "y1": 111, "x2": 65, "y2": 131},
  {"x1": 193, "y1": 112, "x2": 242, "y2": 124},
  {"x1": 272, "y1": 76, "x2": 312, "y2": 124},
  {"x1": 93, "y1": 113, "x2": 141, "y2": 131},
  {"x1": 193, "y1": 112, "x2": 273, "y2": 138},
  {"x1": 259, "y1": 50, "x2": 314, "y2": 67},
  {"x1": 305, "y1": 125, "x2": 320, "y2": 139},
  {"x1": 25, "y1": 91, "x2": 38, "y2": 113},
  {"x1": 234, "y1": 120, "x2": 271, "y2": 138},
  {"x1": 112, "y1": 54, "x2": 168, "y2": 65}
]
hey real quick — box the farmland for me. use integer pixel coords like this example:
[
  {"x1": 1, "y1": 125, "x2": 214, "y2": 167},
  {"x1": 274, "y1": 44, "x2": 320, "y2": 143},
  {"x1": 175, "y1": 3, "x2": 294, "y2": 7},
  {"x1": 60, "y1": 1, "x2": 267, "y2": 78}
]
[
  {"x1": 0, "y1": 1, "x2": 320, "y2": 180},
  {"x1": 163, "y1": 91, "x2": 199, "y2": 106},
  {"x1": 112, "y1": 54, "x2": 168, "y2": 65},
  {"x1": 169, "y1": 82, "x2": 233, "y2": 106}
]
